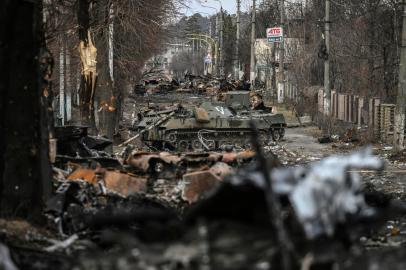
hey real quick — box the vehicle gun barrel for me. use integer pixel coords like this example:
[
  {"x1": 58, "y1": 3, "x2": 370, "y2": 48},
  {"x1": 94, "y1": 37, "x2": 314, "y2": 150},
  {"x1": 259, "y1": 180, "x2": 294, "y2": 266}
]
[{"x1": 119, "y1": 111, "x2": 176, "y2": 147}]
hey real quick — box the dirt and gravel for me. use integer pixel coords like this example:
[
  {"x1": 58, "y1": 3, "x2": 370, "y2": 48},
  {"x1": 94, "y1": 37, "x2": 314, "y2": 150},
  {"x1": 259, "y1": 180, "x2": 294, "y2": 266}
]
[
  {"x1": 281, "y1": 127, "x2": 406, "y2": 201},
  {"x1": 277, "y1": 126, "x2": 406, "y2": 250}
]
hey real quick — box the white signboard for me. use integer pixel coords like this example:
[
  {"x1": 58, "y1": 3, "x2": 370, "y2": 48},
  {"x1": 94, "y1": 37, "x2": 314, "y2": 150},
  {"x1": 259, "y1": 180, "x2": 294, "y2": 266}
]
[
  {"x1": 267, "y1": 27, "x2": 283, "y2": 43},
  {"x1": 204, "y1": 53, "x2": 212, "y2": 64}
]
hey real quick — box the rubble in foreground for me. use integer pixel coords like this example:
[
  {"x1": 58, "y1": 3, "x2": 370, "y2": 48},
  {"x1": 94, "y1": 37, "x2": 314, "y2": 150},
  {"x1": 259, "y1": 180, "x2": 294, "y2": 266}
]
[{"x1": 1, "y1": 129, "x2": 406, "y2": 270}]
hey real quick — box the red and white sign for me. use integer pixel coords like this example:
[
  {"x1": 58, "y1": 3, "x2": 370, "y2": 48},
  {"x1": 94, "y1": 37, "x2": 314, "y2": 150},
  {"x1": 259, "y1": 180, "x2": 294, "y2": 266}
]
[{"x1": 266, "y1": 27, "x2": 283, "y2": 43}]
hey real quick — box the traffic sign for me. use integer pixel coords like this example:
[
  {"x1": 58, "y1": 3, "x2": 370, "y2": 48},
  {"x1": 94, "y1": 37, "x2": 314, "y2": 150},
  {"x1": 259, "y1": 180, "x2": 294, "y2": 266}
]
[
  {"x1": 267, "y1": 27, "x2": 283, "y2": 43},
  {"x1": 268, "y1": 37, "x2": 282, "y2": 43}
]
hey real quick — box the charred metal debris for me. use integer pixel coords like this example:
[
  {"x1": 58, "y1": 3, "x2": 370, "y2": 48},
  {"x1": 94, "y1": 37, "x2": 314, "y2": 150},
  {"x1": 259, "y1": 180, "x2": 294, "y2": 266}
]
[
  {"x1": 133, "y1": 69, "x2": 250, "y2": 97},
  {"x1": 3, "y1": 123, "x2": 406, "y2": 270}
]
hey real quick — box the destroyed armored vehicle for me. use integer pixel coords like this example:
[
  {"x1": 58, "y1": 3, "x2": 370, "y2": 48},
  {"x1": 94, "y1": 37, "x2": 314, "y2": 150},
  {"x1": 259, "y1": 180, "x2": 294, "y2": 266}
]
[
  {"x1": 134, "y1": 92, "x2": 286, "y2": 151},
  {"x1": 134, "y1": 69, "x2": 178, "y2": 95}
]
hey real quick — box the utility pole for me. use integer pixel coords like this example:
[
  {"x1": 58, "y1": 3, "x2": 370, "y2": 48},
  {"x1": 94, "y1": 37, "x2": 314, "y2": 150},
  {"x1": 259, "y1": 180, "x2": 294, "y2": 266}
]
[
  {"x1": 220, "y1": 7, "x2": 224, "y2": 77},
  {"x1": 250, "y1": 0, "x2": 256, "y2": 88},
  {"x1": 272, "y1": 43, "x2": 277, "y2": 102},
  {"x1": 324, "y1": 0, "x2": 331, "y2": 115},
  {"x1": 235, "y1": 0, "x2": 241, "y2": 80},
  {"x1": 278, "y1": 0, "x2": 285, "y2": 103},
  {"x1": 209, "y1": 19, "x2": 212, "y2": 37},
  {"x1": 208, "y1": 20, "x2": 213, "y2": 75},
  {"x1": 192, "y1": 39, "x2": 195, "y2": 74},
  {"x1": 59, "y1": 40, "x2": 65, "y2": 126},
  {"x1": 215, "y1": 14, "x2": 219, "y2": 76},
  {"x1": 395, "y1": 0, "x2": 406, "y2": 151}
]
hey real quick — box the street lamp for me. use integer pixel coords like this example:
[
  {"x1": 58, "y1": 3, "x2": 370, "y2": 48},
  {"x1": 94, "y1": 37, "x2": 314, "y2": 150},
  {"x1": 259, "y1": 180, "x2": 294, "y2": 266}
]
[
  {"x1": 200, "y1": 3, "x2": 218, "y2": 13},
  {"x1": 198, "y1": 0, "x2": 224, "y2": 76},
  {"x1": 200, "y1": 0, "x2": 222, "y2": 11},
  {"x1": 212, "y1": 0, "x2": 223, "y2": 9},
  {"x1": 214, "y1": 1, "x2": 224, "y2": 77}
]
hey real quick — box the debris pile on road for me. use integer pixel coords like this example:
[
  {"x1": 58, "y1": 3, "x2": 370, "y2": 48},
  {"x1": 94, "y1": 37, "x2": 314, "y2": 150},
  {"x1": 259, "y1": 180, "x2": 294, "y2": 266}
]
[
  {"x1": 134, "y1": 69, "x2": 179, "y2": 95},
  {"x1": 177, "y1": 73, "x2": 217, "y2": 94},
  {"x1": 46, "y1": 126, "x2": 260, "y2": 237},
  {"x1": 4, "y1": 143, "x2": 406, "y2": 269},
  {"x1": 174, "y1": 72, "x2": 251, "y2": 96},
  {"x1": 183, "y1": 148, "x2": 406, "y2": 268},
  {"x1": 50, "y1": 145, "x2": 256, "y2": 211},
  {"x1": 54, "y1": 125, "x2": 121, "y2": 169},
  {"x1": 317, "y1": 127, "x2": 366, "y2": 149},
  {"x1": 270, "y1": 148, "x2": 384, "y2": 239}
]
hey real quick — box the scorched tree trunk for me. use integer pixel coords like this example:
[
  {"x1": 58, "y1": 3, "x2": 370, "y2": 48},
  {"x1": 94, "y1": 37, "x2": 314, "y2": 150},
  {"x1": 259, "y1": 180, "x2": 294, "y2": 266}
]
[{"x1": 0, "y1": 0, "x2": 52, "y2": 222}]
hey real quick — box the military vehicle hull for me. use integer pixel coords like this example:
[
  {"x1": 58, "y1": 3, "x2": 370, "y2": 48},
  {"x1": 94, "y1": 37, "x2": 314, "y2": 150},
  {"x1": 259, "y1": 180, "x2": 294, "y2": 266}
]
[
  {"x1": 141, "y1": 118, "x2": 272, "y2": 151},
  {"x1": 135, "y1": 99, "x2": 286, "y2": 151}
]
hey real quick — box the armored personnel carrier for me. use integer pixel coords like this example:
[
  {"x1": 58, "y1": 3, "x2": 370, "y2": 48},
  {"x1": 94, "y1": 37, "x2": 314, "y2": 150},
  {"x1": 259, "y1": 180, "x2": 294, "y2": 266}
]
[{"x1": 134, "y1": 92, "x2": 286, "y2": 151}]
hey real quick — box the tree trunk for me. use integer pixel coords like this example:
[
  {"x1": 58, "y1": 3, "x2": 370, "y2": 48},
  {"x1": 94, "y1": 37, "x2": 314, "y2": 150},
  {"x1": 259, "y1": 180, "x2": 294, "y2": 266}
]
[
  {"x1": 94, "y1": 0, "x2": 116, "y2": 143},
  {"x1": 0, "y1": 0, "x2": 52, "y2": 222},
  {"x1": 77, "y1": 0, "x2": 97, "y2": 131}
]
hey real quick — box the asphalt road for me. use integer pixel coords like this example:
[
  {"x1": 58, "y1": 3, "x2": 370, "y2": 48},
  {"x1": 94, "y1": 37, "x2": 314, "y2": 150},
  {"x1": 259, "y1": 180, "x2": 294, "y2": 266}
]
[
  {"x1": 280, "y1": 126, "x2": 406, "y2": 201},
  {"x1": 282, "y1": 126, "x2": 334, "y2": 159}
]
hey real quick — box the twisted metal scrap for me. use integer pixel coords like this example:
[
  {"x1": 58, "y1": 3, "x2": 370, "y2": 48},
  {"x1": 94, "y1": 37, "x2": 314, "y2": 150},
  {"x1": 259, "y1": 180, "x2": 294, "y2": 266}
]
[{"x1": 272, "y1": 148, "x2": 384, "y2": 239}]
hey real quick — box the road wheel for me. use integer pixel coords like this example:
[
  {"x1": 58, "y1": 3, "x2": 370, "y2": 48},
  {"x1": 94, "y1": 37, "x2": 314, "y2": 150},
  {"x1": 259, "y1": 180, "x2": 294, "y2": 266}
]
[
  {"x1": 272, "y1": 129, "x2": 282, "y2": 142},
  {"x1": 206, "y1": 140, "x2": 216, "y2": 150},
  {"x1": 177, "y1": 140, "x2": 189, "y2": 152},
  {"x1": 192, "y1": 140, "x2": 203, "y2": 151},
  {"x1": 166, "y1": 133, "x2": 177, "y2": 143}
]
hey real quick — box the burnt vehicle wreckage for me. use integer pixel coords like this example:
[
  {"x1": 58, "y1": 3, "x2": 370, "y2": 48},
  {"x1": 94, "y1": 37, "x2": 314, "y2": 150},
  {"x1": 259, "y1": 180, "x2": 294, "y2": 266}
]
[
  {"x1": 0, "y1": 64, "x2": 402, "y2": 270},
  {"x1": 0, "y1": 66, "x2": 406, "y2": 270},
  {"x1": 2, "y1": 66, "x2": 405, "y2": 269},
  {"x1": 2, "y1": 120, "x2": 406, "y2": 269},
  {"x1": 134, "y1": 69, "x2": 180, "y2": 96}
]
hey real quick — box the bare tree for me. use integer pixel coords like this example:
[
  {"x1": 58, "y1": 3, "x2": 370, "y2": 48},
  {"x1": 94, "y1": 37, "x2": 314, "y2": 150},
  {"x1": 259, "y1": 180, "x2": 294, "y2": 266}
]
[{"x1": 43, "y1": 0, "x2": 185, "y2": 140}]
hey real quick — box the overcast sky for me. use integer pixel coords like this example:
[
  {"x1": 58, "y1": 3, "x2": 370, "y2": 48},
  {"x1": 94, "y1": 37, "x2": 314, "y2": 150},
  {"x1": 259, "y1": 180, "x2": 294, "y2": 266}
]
[{"x1": 184, "y1": 0, "x2": 251, "y2": 16}]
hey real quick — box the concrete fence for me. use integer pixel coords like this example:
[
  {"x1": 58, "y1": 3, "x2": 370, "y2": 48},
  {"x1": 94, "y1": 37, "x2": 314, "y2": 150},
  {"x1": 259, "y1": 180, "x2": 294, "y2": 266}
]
[
  {"x1": 317, "y1": 89, "x2": 395, "y2": 143},
  {"x1": 318, "y1": 90, "x2": 367, "y2": 127}
]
